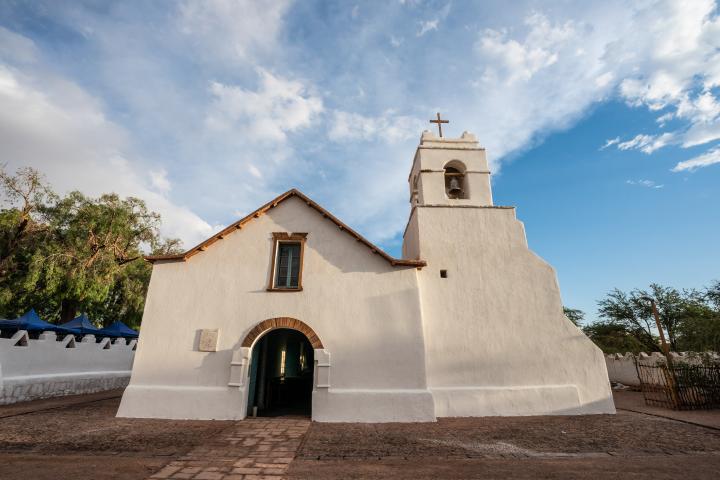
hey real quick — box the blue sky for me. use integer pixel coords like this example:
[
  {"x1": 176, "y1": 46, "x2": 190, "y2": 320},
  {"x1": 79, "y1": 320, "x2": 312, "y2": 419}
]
[{"x1": 0, "y1": 1, "x2": 719, "y2": 322}]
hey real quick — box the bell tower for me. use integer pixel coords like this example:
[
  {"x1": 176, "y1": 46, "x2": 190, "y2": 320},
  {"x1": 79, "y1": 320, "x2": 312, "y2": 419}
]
[
  {"x1": 407, "y1": 130, "x2": 493, "y2": 208},
  {"x1": 403, "y1": 129, "x2": 494, "y2": 259},
  {"x1": 402, "y1": 127, "x2": 614, "y2": 419}
]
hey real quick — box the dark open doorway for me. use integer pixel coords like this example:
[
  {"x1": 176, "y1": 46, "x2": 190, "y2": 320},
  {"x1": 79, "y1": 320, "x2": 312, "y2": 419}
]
[{"x1": 247, "y1": 328, "x2": 314, "y2": 417}]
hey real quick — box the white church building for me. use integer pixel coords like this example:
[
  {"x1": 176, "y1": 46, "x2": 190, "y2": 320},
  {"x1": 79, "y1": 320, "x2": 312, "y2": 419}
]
[{"x1": 117, "y1": 129, "x2": 615, "y2": 422}]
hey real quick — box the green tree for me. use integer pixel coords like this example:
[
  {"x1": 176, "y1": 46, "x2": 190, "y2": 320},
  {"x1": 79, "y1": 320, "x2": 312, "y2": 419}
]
[
  {"x1": 0, "y1": 167, "x2": 56, "y2": 314},
  {"x1": 594, "y1": 282, "x2": 720, "y2": 353},
  {"x1": 0, "y1": 166, "x2": 181, "y2": 328},
  {"x1": 596, "y1": 284, "x2": 691, "y2": 351},
  {"x1": 582, "y1": 321, "x2": 648, "y2": 354},
  {"x1": 706, "y1": 280, "x2": 720, "y2": 310},
  {"x1": 674, "y1": 285, "x2": 720, "y2": 352},
  {"x1": 563, "y1": 306, "x2": 584, "y2": 326},
  {"x1": 32, "y1": 191, "x2": 179, "y2": 323}
]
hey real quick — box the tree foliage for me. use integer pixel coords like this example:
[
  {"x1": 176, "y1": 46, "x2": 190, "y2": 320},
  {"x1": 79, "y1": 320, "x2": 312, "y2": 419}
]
[
  {"x1": 584, "y1": 282, "x2": 720, "y2": 354},
  {"x1": 582, "y1": 321, "x2": 649, "y2": 354},
  {"x1": 0, "y1": 167, "x2": 181, "y2": 328},
  {"x1": 563, "y1": 307, "x2": 584, "y2": 326}
]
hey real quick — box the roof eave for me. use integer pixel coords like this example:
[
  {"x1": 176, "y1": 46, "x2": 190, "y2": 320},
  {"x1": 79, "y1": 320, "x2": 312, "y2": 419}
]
[{"x1": 144, "y1": 189, "x2": 426, "y2": 268}]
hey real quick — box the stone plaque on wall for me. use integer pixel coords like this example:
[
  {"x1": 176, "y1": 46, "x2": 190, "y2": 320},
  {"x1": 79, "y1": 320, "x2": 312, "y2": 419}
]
[{"x1": 198, "y1": 329, "x2": 219, "y2": 352}]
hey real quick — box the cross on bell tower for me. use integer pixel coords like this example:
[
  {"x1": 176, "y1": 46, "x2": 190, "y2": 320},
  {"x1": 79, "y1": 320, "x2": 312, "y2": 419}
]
[{"x1": 429, "y1": 112, "x2": 449, "y2": 137}]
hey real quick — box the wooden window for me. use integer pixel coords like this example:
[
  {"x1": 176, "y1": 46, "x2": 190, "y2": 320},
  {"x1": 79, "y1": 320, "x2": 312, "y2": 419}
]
[
  {"x1": 276, "y1": 243, "x2": 300, "y2": 288},
  {"x1": 268, "y1": 232, "x2": 307, "y2": 291}
]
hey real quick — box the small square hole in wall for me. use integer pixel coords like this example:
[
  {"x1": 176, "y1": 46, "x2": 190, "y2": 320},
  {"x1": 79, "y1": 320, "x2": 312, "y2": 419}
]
[{"x1": 440, "y1": 269, "x2": 448, "y2": 278}]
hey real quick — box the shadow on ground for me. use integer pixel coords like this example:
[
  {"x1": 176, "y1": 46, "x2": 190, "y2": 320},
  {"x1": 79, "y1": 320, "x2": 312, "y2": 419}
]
[
  {"x1": 0, "y1": 391, "x2": 232, "y2": 480},
  {"x1": 1, "y1": 390, "x2": 720, "y2": 479}
]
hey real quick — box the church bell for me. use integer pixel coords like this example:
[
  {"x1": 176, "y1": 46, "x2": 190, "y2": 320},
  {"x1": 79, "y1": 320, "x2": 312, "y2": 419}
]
[{"x1": 448, "y1": 177, "x2": 462, "y2": 197}]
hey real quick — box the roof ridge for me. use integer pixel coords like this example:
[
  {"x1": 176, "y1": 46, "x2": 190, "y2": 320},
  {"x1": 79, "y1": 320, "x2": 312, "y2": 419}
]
[{"x1": 146, "y1": 189, "x2": 426, "y2": 268}]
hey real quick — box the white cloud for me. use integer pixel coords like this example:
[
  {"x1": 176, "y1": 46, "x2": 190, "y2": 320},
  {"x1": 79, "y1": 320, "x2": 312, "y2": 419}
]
[
  {"x1": 149, "y1": 169, "x2": 171, "y2": 193},
  {"x1": 616, "y1": 132, "x2": 675, "y2": 154},
  {"x1": 0, "y1": 26, "x2": 38, "y2": 64},
  {"x1": 178, "y1": 0, "x2": 291, "y2": 61},
  {"x1": 476, "y1": 13, "x2": 575, "y2": 84},
  {"x1": 656, "y1": 112, "x2": 674, "y2": 125},
  {"x1": 328, "y1": 110, "x2": 424, "y2": 143},
  {"x1": 248, "y1": 164, "x2": 262, "y2": 179},
  {"x1": 620, "y1": 73, "x2": 685, "y2": 111},
  {"x1": 612, "y1": 0, "x2": 720, "y2": 153},
  {"x1": 600, "y1": 137, "x2": 620, "y2": 150},
  {"x1": 470, "y1": 10, "x2": 614, "y2": 167},
  {"x1": 417, "y1": 2, "x2": 451, "y2": 36},
  {"x1": 626, "y1": 179, "x2": 664, "y2": 189},
  {"x1": 206, "y1": 69, "x2": 323, "y2": 142},
  {"x1": 417, "y1": 20, "x2": 439, "y2": 36},
  {"x1": 672, "y1": 146, "x2": 720, "y2": 172},
  {"x1": 469, "y1": 1, "x2": 720, "y2": 173},
  {"x1": 3, "y1": 0, "x2": 719, "y2": 252},
  {"x1": 0, "y1": 62, "x2": 214, "y2": 247}
]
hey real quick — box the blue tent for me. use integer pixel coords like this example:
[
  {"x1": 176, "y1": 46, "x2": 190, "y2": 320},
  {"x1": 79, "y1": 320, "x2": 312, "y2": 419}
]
[
  {"x1": 60, "y1": 313, "x2": 100, "y2": 335},
  {"x1": 96, "y1": 320, "x2": 138, "y2": 338},
  {"x1": 0, "y1": 309, "x2": 72, "y2": 333}
]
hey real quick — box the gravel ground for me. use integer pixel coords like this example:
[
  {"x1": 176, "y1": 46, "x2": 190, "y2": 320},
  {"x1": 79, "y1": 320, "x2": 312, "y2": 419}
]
[
  {"x1": 288, "y1": 455, "x2": 720, "y2": 480},
  {"x1": 297, "y1": 411, "x2": 720, "y2": 459},
  {"x1": 0, "y1": 393, "x2": 232, "y2": 480},
  {"x1": 2, "y1": 391, "x2": 720, "y2": 480}
]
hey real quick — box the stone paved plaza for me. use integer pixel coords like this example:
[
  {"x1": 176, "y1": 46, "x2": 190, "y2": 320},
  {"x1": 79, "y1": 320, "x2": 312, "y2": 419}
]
[
  {"x1": 0, "y1": 391, "x2": 719, "y2": 479},
  {"x1": 149, "y1": 418, "x2": 309, "y2": 480}
]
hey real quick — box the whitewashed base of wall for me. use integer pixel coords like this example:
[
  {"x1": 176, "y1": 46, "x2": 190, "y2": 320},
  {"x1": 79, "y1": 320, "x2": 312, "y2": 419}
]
[
  {"x1": 0, "y1": 372, "x2": 131, "y2": 405},
  {"x1": 0, "y1": 329, "x2": 136, "y2": 406}
]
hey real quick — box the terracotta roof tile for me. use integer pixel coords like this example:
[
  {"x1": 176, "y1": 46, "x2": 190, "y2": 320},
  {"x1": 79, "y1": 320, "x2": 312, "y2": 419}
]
[{"x1": 146, "y1": 189, "x2": 426, "y2": 268}]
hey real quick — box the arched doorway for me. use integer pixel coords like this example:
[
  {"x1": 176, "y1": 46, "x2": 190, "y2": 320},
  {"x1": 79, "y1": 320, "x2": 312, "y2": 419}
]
[{"x1": 246, "y1": 328, "x2": 315, "y2": 417}]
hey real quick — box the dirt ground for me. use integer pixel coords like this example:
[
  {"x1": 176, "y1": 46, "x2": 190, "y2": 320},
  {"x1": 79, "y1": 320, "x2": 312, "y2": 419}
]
[
  {"x1": 1, "y1": 390, "x2": 720, "y2": 479},
  {"x1": 290, "y1": 391, "x2": 720, "y2": 479},
  {"x1": 290, "y1": 409, "x2": 720, "y2": 479},
  {"x1": 296, "y1": 410, "x2": 720, "y2": 459},
  {"x1": 0, "y1": 390, "x2": 233, "y2": 480}
]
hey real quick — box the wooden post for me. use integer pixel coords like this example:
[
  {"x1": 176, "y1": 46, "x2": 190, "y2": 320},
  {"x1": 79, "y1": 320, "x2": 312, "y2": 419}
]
[
  {"x1": 650, "y1": 300, "x2": 672, "y2": 365},
  {"x1": 649, "y1": 298, "x2": 680, "y2": 408}
]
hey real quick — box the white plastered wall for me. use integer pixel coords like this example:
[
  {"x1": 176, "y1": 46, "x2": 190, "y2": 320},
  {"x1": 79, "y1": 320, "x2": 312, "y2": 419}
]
[
  {"x1": 407, "y1": 205, "x2": 614, "y2": 416},
  {"x1": 117, "y1": 196, "x2": 435, "y2": 422},
  {"x1": 405, "y1": 131, "x2": 614, "y2": 417}
]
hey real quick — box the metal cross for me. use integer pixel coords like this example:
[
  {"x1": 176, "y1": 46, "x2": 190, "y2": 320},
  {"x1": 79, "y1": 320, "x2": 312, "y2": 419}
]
[{"x1": 429, "y1": 112, "x2": 449, "y2": 137}]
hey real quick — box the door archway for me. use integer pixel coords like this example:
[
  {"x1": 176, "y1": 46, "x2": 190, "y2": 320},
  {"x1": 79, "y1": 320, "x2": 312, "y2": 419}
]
[
  {"x1": 241, "y1": 317, "x2": 323, "y2": 349},
  {"x1": 242, "y1": 318, "x2": 324, "y2": 417}
]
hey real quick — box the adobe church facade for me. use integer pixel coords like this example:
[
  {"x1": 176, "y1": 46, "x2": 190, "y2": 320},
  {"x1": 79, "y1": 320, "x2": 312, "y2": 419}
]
[{"x1": 117, "y1": 130, "x2": 615, "y2": 422}]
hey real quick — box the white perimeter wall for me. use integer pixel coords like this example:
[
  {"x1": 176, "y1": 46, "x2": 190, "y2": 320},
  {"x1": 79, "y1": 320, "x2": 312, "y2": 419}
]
[
  {"x1": 0, "y1": 330, "x2": 136, "y2": 405},
  {"x1": 605, "y1": 352, "x2": 719, "y2": 387}
]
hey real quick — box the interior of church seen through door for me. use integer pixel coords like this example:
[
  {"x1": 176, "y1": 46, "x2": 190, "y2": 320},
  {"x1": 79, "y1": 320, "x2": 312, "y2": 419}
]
[{"x1": 247, "y1": 328, "x2": 314, "y2": 417}]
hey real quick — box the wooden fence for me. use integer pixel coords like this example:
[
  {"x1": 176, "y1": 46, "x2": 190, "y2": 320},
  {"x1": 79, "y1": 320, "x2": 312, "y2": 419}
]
[{"x1": 637, "y1": 364, "x2": 720, "y2": 410}]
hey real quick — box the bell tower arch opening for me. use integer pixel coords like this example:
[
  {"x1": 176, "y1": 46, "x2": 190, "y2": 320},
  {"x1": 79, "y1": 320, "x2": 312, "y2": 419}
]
[{"x1": 444, "y1": 160, "x2": 469, "y2": 199}]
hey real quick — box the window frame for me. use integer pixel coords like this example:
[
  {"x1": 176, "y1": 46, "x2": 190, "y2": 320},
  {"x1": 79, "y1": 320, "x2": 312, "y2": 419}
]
[{"x1": 267, "y1": 232, "x2": 307, "y2": 292}]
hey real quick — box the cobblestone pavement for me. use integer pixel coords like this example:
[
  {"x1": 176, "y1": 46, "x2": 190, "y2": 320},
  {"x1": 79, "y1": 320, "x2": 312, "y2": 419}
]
[{"x1": 149, "y1": 418, "x2": 310, "y2": 480}]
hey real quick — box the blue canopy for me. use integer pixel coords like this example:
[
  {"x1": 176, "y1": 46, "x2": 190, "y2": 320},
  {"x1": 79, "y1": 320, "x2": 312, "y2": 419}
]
[
  {"x1": 0, "y1": 309, "x2": 72, "y2": 333},
  {"x1": 96, "y1": 320, "x2": 138, "y2": 338},
  {"x1": 60, "y1": 314, "x2": 100, "y2": 335}
]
